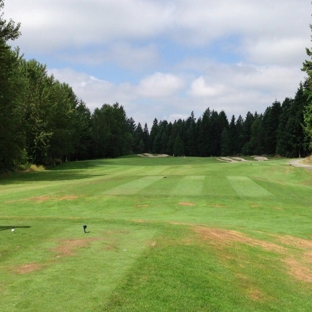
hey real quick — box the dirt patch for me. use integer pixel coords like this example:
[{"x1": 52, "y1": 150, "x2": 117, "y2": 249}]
[
  {"x1": 104, "y1": 242, "x2": 118, "y2": 251},
  {"x1": 27, "y1": 195, "x2": 78, "y2": 202},
  {"x1": 135, "y1": 204, "x2": 150, "y2": 208},
  {"x1": 210, "y1": 204, "x2": 226, "y2": 208},
  {"x1": 179, "y1": 202, "x2": 195, "y2": 206},
  {"x1": 58, "y1": 195, "x2": 78, "y2": 200},
  {"x1": 273, "y1": 206, "x2": 283, "y2": 210},
  {"x1": 278, "y1": 235, "x2": 312, "y2": 250},
  {"x1": 15, "y1": 263, "x2": 42, "y2": 274},
  {"x1": 284, "y1": 258, "x2": 312, "y2": 283},
  {"x1": 29, "y1": 195, "x2": 51, "y2": 202},
  {"x1": 248, "y1": 288, "x2": 265, "y2": 301},
  {"x1": 52, "y1": 238, "x2": 98, "y2": 257},
  {"x1": 194, "y1": 227, "x2": 285, "y2": 253},
  {"x1": 195, "y1": 227, "x2": 312, "y2": 284}
]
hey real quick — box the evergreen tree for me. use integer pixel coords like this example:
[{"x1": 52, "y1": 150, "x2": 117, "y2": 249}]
[
  {"x1": 184, "y1": 112, "x2": 197, "y2": 156},
  {"x1": 235, "y1": 115, "x2": 244, "y2": 154},
  {"x1": 143, "y1": 123, "x2": 150, "y2": 152},
  {"x1": 228, "y1": 115, "x2": 238, "y2": 155},
  {"x1": 301, "y1": 25, "x2": 312, "y2": 151},
  {"x1": 220, "y1": 128, "x2": 230, "y2": 156},
  {"x1": 90, "y1": 103, "x2": 131, "y2": 158},
  {"x1": 173, "y1": 134, "x2": 184, "y2": 156},
  {"x1": 291, "y1": 83, "x2": 309, "y2": 157},
  {"x1": 150, "y1": 118, "x2": 159, "y2": 153},
  {"x1": 262, "y1": 101, "x2": 281, "y2": 154},
  {"x1": 241, "y1": 112, "x2": 255, "y2": 155},
  {"x1": 72, "y1": 100, "x2": 92, "y2": 160},
  {"x1": 133, "y1": 123, "x2": 144, "y2": 153},
  {"x1": 276, "y1": 98, "x2": 293, "y2": 157},
  {"x1": 199, "y1": 108, "x2": 212, "y2": 156},
  {"x1": 0, "y1": 1, "x2": 24, "y2": 170},
  {"x1": 158, "y1": 120, "x2": 169, "y2": 154},
  {"x1": 249, "y1": 115, "x2": 264, "y2": 155}
]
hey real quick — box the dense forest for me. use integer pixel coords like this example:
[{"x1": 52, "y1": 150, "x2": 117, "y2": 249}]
[{"x1": 1, "y1": 0, "x2": 312, "y2": 171}]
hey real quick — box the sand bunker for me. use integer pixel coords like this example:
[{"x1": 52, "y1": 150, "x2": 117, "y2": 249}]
[
  {"x1": 217, "y1": 156, "x2": 268, "y2": 163},
  {"x1": 137, "y1": 153, "x2": 169, "y2": 157},
  {"x1": 252, "y1": 156, "x2": 268, "y2": 161}
]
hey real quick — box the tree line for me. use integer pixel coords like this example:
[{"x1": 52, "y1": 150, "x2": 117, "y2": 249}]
[{"x1": 1, "y1": 0, "x2": 312, "y2": 172}]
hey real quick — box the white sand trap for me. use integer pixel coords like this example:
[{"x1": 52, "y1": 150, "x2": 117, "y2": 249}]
[
  {"x1": 220, "y1": 157, "x2": 237, "y2": 162},
  {"x1": 252, "y1": 156, "x2": 268, "y2": 161},
  {"x1": 231, "y1": 157, "x2": 247, "y2": 161},
  {"x1": 137, "y1": 153, "x2": 169, "y2": 158}
]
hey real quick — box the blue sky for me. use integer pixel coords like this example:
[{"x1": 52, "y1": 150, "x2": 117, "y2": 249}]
[{"x1": 4, "y1": 0, "x2": 311, "y2": 128}]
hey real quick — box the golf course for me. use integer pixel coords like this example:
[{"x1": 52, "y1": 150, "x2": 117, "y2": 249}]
[{"x1": 1, "y1": 155, "x2": 312, "y2": 311}]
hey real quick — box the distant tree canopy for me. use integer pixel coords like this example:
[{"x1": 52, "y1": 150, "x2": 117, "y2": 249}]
[
  {"x1": 302, "y1": 24, "x2": 312, "y2": 151},
  {"x1": 1, "y1": 0, "x2": 312, "y2": 172}
]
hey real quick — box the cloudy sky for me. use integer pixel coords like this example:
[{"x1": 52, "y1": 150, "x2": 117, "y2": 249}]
[{"x1": 4, "y1": 0, "x2": 311, "y2": 127}]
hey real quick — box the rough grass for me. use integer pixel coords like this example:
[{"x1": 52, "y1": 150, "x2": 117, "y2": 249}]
[{"x1": 1, "y1": 156, "x2": 312, "y2": 311}]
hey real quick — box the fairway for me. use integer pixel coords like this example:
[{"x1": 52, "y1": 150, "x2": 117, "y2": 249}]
[
  {"x1": 1, "y1": 156, "x2": 312, "y2": 311},
  {"x1": 227, "y1": 176, "x2": 273, "y2": 197}
]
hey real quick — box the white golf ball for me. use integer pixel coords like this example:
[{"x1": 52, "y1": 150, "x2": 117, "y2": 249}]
[{"x1": 11, "y1": 229, "x2": 14, "y2": 232}]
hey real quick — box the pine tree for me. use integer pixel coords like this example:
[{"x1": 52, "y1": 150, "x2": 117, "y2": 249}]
[{"x1": 0, "y1": 1, "x2": 24, "y2": 170}]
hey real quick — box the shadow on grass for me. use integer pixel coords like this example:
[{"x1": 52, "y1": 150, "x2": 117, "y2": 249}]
[
  {"x1": 0, "y1": 171, "x2": 103, "y2": 184},
  {"x1": 0, "y1": 226, "x2": 31, "y2": 231},
  {"x1": 51, "y1": 156, "x2": 220, "y2": 170}
]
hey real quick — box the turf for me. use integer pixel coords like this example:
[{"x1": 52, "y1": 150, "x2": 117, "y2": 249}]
[{"x1": 1, "y1": 156, "x2": 312, "y2": 311}]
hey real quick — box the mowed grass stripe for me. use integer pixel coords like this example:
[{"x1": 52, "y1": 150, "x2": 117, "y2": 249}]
[
  {"x1": 170, "y1": 175, "x2": 205, "y2": 195},
  {"x1": 104, "y1": 176, "x2": 164, "y2": 195},
  {"x1": 203, "y1": 175, "x2": 237, "y2": 196},
  {"x1": 227, "y1": 176, "x2": 273, "y2": 197},
  {"x1": 138, "y1": 176, "x2": 179, "y2": 195}
]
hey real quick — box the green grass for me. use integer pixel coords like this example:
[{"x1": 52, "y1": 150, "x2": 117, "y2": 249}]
[{"x1": 1, "y1": 156, "x2": 312, "y2": 311}]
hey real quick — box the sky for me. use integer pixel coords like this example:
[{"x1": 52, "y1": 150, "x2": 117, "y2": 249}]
[{"x1": 4, "y1": 0, "x2": 312, "y2": 128}]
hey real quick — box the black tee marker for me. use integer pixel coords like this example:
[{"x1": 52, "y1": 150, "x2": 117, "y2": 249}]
[{"x1": 83, "y1": 225, "x2": 87, "y2": 233}]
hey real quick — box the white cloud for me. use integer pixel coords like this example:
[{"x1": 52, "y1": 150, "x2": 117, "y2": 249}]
[
  {"x1": 244, "y1": 38, "x2": 310, "y2": 66},
  {"x1": 5, "y1": 0, "x2": 174, "y2": 51},
  {"x1": 137, "y1": 72, "x2": 184, "y2": 98},
  {"x1": 107, "y1": 42, "x2": 159, "y2": 71},
  {"x1": 189, "y1": 77, "x2": 225, "y2": 97},
  {"x1": 49, "y1": 68, "x2": 135, "y2": 110},
  {"x1": 58, "y1": 42, "x2": 159, "y2": 71},
  {"x1": 4, "y1": 0, "x2": 311, "y2": 127}
]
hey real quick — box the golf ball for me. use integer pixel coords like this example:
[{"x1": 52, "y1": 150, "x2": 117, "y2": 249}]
[{"x1": 11, "y1": 229, "x2": 14, "y2": 232}]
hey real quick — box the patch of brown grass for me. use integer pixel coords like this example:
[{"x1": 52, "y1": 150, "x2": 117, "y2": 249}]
[
  {"x1": 58, "y1": 195, "x2": 78, "y2": 200},
  {"x1": 194, "y1": 227, "x2": 312, "y2": 284},
  {"x1": 27, "y1": 195, "x2": 78, "y2": 202},
  {"x1": 302, "y1": 155, "x2": 312, "y2": 165},
  {"x1": 179, "y1": 202, "x2": 195, "y2": 206},
  {"x1": 278, "y1": 235, "x2": 312, "y2": 250},
  {"x1": 194, "y1": 227, "x2": 285, "y2": 253},
  {"x1": 29, "y1": 195, "x2": 51, "y2": 202},
  {"x1": 210, "y1": 204, "x2": 226, "y2": 208},
  {"x1": 15, "y1": 263, "x2": 42, "y2": 274},
  {"x1": 52, "y1": 238, "x2": 98, "y2": 257},
  {"x1": 284, "y1": 258, "x2": 312, "y2": 283},
  {"x1": 135, "y1": 204, "x2": 150, "y2": 208},
  {"x1": 249, "y1": 288, "x2": 266, "y2": 301}
]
